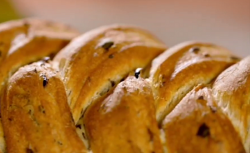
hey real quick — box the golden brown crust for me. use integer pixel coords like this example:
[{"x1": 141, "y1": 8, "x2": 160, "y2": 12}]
[
  {"x1": 53, "y1": 25, "x2": 166, "y2": 123},
  {"x1": 0, "y1": 119, "x2": 5, "y2": 153},
  {"x1": 84, "y1": 76, "x2": 163, "y2": 153},
  {"x1": 1, "y1": 62, "x2": 87, "y2": 153},
  {"x1": 150, "y1": 41, "x2": 240, "y2": 122},
  {"x1": 0, "y1": 18, "x2": 248, "y2": 153},
  {"x1": 212, "y1": 56, "x2": 250, "y2": 152},
  {"x1": 0, "y1": 18, "x2": 79, "y2": 92},
  {"x1": 161, "y1": 85, "x2": 245, "y2": 153},
  {"x1": 0, "y1": 18, "x2": 78, "y2": 63}
]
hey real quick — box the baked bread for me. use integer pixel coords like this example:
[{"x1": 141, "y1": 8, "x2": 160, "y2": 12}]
[
  {"x1": 212, "y1": 56, "x2": 250, "y2": 152},
  {"x1": 84, "y1": 76, "x2": 163, "y2": 153},
  {"x1": 149, "y1": 41, "x2": 239, "y2": 122},
  {"x1": 161, "y1": 85, "x2": 244, "y2": 153},
  {"x1": 0, "y1": 18, "x2": 79, "y2": 153},
  {"x1": 0, "y1": 18, "x2": 79, "y2": 89},
  {"x1": 1, "y1": 62, "x2": 87, "y2": 153},
  {"x1": 52, "y1": 25, "x2": 166, "y2": 123},
  {"x1": 0, "y1": 18, "x2": 249, "y2": 153}
]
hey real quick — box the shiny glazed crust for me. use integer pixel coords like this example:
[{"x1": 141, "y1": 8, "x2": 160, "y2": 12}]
[
  {"x1": 212, "y1": 56, "x2": 250, "y2": 152},
  {"x1": 0, "y1": 18, "x2": 249, "y2": 153},
  {"x1": 84, "y1": 76, "x2": 163, "y2": 153},
  {"x1": 53, "y1": 25, "x2": 167, "y2": 123},
  {"x1": 150, "y1": 41, "x2": 240, "y2": 122},
  {"x1": 0, "y1": 18, "x2": 79, "y2": 153},
  {"x1": 0, "y1": 18, "x2": 79, "y2": 89}
]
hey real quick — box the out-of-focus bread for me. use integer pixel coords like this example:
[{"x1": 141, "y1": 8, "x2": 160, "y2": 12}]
[
  {"x1": 0, "y1": 18, "x2": 79, "y2": 89},
  {"x1": 0, "y1": 18, "x2": 79, "y2": 63},
  {"x1": 161, "y1": 85, "x2": 245, "y2": 153},
  {"x1": 212, "y1": 56, "x2": 250, "y2": 152}
]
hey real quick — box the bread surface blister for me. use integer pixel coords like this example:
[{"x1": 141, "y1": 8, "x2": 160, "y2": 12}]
[{"x1": 0, "y1": 18, "x2": 249, "y2": 153}]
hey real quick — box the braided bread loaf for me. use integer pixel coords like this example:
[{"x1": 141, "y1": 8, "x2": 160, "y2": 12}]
[{"x1": 0, "y1": 18, "x2": 249, "y2": 153}]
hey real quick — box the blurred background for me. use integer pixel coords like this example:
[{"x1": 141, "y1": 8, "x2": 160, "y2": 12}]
[{"x1": 0, "y1": 0, "x2": 249, "y2": 56}]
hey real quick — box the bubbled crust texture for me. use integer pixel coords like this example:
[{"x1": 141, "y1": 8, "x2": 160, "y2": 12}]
[
  {"x1": 1, "y1": 62, "x2": 87, "y2": 153},
  {"x1": 0, "y1": 18, "x2": 249, "y2": 153}
]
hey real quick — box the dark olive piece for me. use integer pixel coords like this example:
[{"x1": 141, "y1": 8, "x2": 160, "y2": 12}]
[
  {"x1": 189, "y1": 47, "x2": 200, "y2": 53},
  {"x1": 109, "y1": 54, "x2": 114, "y2": 58},
  {"x1": 110, "y1": 80, "x2": 115, "y2": 87},
  {"x1": 147, "y1": 128, "x2": 154, "y2": 141},
  {"x1": 101, "y1": 41, "x2": 114, "y2": 51},
  {"x1": 49, "y1": 52, "x2": 56, "y2": 59},
  {"x1": 204, "y1": 53, "x2": 210, "y2": 57},
  {"x1": 198, "y1": 96, "x2": 204, "y2": 100},
  {"x1": 43, "y1": 57, "x2": 50, "y2": 63},
  {"x1": 42, "y1": 75, "x2": 48, "y2": 87},
  {"x1": 197, "y1": 123, "x2": 210, "y2": 137},
  {"x1": 26, "y1": 148, "x2": 34, "y2": 153},
  {"x1": 82, "y1": 132, "x2": 86, "y2": 139},
  {"x1": 135, "y1": 68, "x2": 143, "y2": 79},
  {"x1": 76, "y1": 124, "x2": 82, "y2": 129},
  {"x1": 28, "y1": 109, "x2": 32, "y2": 115}
]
